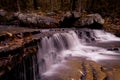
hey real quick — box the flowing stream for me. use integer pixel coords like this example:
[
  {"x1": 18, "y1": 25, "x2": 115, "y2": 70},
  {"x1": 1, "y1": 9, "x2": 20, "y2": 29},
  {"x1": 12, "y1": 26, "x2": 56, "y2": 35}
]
[
  {"x1": 1, "y1": 28, "x2": 120, "y2": 80},
  {"x1": 37, "y1": 29, "x2": 120, "y2": 80}
]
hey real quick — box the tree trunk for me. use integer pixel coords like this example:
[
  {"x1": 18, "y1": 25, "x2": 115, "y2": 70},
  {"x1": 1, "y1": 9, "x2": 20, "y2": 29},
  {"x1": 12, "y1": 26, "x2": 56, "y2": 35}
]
[
  {"x1": 33, "y1": 0, "x2": 38, "y2": 10},
  {"x1": 50, "y1": 0, "x2": 53, "y2": 11},
  {"x1": 71, "y1": 0, "x2": 76, "y2": 11},
  {"x1": 90, "y1": 0, "x2": 95, "y2": 11},
  {"x1": 61, "y1": 0, "x2": 64, "y2": 10},
  {"x1": 17, "y1": 0, "x2": 21, "y2": 12},
  {"x1": 78, "y1": 0, "x2": 82, "y2": 14}
]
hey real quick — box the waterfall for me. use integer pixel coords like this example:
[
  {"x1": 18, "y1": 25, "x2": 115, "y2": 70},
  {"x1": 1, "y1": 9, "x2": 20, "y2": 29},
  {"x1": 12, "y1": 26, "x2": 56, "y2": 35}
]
[
  {"x1": 1, "y1": 28, "x2": 120, "y2": 80},
  {"x1": 76, "y1": 29, "x2": 120, "y2": 43},
  {"x1": 37, "y1": 29, "x2": 120, "y2": 78}
]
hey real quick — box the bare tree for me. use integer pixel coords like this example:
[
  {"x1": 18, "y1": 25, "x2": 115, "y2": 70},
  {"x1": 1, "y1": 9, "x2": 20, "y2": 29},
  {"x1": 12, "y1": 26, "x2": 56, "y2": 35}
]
[
  {"x1": 60, "y1": 0, "x2": 64, "y2": 10},
  {"x1": 17, "y1": 0, "x2": 21, "y2": 12},
  {"x1": 71, "y1": 0, "x2": 76, "y2": 11},
  {"x1": 50, "y1": 0, "x2": 53, "y2": 11},
  {"x1": 78, "y1": 0, "x2": 82, "y2": 14},
  {"x1": 90, "y1": 0, "x2": 95, "y2": 11},
  {"x1": 33, "y1": 0, "x2": 38, "y2": 10}
]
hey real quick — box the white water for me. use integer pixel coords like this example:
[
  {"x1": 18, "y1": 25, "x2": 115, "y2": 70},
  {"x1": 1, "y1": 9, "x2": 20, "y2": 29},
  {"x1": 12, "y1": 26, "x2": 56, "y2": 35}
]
[
  {"x1": 37, "y1": 29, "x2": 120, "y2": 77},
  {"x1": 93, "y1": 30, "x2": 120, "y2": 42}
]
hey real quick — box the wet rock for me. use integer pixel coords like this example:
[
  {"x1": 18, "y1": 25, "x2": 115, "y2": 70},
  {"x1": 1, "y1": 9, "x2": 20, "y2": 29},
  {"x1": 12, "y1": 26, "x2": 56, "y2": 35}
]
[
  {"x1": 108, "y1": 48, "x2": 119, "y2": 51},
  {"x1": 115, "y1": 31, "x2": 120, "y2": 37},
  {"x1": 101, "y1": 66, "x2": 108, "y2": 71}
]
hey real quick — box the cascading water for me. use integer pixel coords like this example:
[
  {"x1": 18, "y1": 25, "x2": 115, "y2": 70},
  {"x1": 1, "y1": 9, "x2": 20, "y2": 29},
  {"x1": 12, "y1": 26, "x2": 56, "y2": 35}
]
[
  {"x1": 37, "y1": 29, "x2": 120, "y2": 79},
  {"x1": 3, "y1": 29, "x2": 120, "y2": 80}
]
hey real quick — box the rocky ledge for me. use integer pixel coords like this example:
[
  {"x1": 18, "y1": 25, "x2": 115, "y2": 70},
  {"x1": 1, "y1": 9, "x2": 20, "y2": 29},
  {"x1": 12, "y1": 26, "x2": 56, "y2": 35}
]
[
  {"x1": 0, "y1": 26, "x2": 72, "y2": 78},
  {"x1": 0, "y1": 26, "x2": 41, "y2": 77}
]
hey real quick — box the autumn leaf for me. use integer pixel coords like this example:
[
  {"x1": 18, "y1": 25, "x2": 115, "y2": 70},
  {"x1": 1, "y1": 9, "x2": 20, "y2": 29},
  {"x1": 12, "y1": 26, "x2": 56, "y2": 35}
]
[{"x1": 6, "y1": 32, "x2": 13, "y2": 37}]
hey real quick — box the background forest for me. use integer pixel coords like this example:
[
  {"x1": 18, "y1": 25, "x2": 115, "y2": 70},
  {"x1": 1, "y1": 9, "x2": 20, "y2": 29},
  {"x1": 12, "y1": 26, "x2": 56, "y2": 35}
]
[
  {"x1": 0, "y1": 0, "x2": 120, "y2": 18},
  {"x1": 0, "y1": 0, "x2": 120, "y2": 36}
]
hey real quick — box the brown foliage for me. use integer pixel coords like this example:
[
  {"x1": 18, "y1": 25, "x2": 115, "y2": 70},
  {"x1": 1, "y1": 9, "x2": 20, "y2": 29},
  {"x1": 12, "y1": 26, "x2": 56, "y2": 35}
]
[{"x1": 0, "y1": 0, "x2": 120, "y2": 17}]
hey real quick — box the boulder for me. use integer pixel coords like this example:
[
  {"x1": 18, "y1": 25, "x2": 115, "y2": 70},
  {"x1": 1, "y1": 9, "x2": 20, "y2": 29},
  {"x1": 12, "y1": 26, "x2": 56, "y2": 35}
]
[
  {"x1": 0, "y1": 9, "x2": 7, "y2": 16},
  {"x1": 74, "y1": 13, "x2": 105, "y2": 29},
  {"x1": 46, "y1": 12, "x2": 56, "y2": 16},
  {"x1": 115, "y1": 31, "x2": 120, "y2": 37},
  {"x1": 59, "y1": 11, "x2": 80, "y2": 27},
  {"x1": 86, "y1": 14, "x2": 104, "y2": 25},
  {"x1": 12, "y1": 12, "x2": 59, "y2": 28},
  {"x1": 73, "y1": 11, "x2": 80, "y2": 18},
  {"x1": 0, "y1": 10, "x2": 8, "y2": 24}
]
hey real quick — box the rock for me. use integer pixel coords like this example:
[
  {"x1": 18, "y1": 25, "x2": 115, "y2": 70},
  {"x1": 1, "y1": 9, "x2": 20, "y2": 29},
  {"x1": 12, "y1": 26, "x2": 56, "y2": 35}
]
[
  {"x1": 13, "y1": 12, "x2": 20, "y2": 17},
  {"x1": 18, "y1": 13, "x2": 27, "y2": 22},
  {"x1": 12, "y1": 12, "x2": 58, "y2": 28},
  {"x1": 59, "y1": 11, "x2": 80, "y2": 27},
  {"x1": 0, "y1": 9, "x2": 7, "y2": 16},
  {"x1": 65, "y1": 11, "x2": 73, "y2": 18},
  {"x1": 0, "y1": 10, "x2": 8, "y2": 24},
  {"x1": 73, "y1": 11, "x2": 80, "y2": 18},
  {"x1": 81, "y1": 13, "x2": 104, "y2": 26},
  {"x1": 108, "y1": 48, "x2": 119, "y2": 51},
  {"x1": 46, "y1": 12, "x2": 56, "y2": 16},
  {"x1": 87, "y1": 14, "x2": 104, "y2": 24},
  {"x1": 115, "y1": 31, "x2": 120, "y2": 37},
  {"x1": 74, "y1": 13, "x2": 104, "y2": 29}
]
